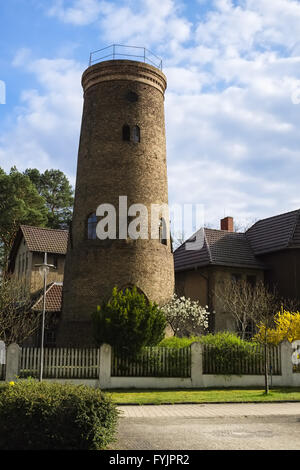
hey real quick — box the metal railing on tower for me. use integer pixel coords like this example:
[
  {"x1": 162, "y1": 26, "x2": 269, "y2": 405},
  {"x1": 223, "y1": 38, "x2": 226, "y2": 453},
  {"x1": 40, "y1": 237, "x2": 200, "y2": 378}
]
[{"x1": 89, "y1": 44, "x2": 163, "y2": 70}]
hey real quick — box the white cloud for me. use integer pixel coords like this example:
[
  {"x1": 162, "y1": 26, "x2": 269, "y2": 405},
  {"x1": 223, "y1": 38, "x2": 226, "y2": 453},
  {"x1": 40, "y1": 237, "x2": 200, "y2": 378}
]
[
  {"x1": 48, "y1": 0, "x2": 102, "y2": 25},
  {"x1": 0, "y1": 53, "x2": 83, "y2": 185},
  {"x1": 3, "y1": 0, "x2": 300, "y2": 229}
]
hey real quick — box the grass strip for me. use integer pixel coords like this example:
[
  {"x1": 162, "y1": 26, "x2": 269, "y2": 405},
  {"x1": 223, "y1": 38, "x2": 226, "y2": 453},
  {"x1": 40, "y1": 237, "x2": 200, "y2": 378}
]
[{"x1": 107, "y1": 387, "x2": 300, "y2": 405}]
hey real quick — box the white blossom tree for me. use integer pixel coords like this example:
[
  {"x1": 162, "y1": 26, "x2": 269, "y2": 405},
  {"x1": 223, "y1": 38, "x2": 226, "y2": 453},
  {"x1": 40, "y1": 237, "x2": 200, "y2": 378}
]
[{"x1": 160, "y1": 294, "x2": 210, "y2": 337}]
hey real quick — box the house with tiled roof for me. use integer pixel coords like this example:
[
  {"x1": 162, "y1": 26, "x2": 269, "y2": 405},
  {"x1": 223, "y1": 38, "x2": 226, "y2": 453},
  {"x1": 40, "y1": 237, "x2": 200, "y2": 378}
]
[
  {"x1": 8, "y1": 225, "x2": 68, "y2": 294},
  {"x1": 245, "y1": 209, "x2": 300, "y2": 304},
  {"x1": 174, "y1": 211, "x2": 300, "y2": 334},
  {"x1": 8, "y1": 226, "x2": 68, "y2": 346}
]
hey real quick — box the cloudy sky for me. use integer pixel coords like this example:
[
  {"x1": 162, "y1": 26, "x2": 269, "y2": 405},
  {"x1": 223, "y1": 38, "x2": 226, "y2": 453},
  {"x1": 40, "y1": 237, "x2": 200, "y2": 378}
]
[{"x1": 1, "y1": 0, "x2": 300, "y2": 234}]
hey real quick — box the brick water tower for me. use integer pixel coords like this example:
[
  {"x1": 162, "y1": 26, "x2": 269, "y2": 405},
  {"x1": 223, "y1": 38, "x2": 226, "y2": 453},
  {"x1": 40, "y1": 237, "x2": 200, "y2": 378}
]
[{"x1": 58, "y1": 45, "x2": 174, "y2": 346}]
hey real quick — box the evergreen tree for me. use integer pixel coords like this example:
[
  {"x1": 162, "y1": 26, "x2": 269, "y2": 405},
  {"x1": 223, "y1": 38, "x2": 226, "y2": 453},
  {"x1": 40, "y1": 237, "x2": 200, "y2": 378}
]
[
  {"x1": 0, "y1": 167, "x2": 48, "y2": 275},
  {"x1": 92, "y1": 286, "x2": 167, "y2": 356},
  {"x1": 24, "y1": 168, "x2": 74, "y2": 229}
]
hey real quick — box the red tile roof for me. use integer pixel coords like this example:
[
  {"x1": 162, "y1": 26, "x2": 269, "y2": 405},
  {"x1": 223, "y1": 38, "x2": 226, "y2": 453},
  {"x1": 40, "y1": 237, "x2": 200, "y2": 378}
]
[
  {"x1": 32, "y1": 282, "x2": 63, "y2": 312},
  {"x1": 20, "y1": 225, "x2": 68, "y2": 254}
]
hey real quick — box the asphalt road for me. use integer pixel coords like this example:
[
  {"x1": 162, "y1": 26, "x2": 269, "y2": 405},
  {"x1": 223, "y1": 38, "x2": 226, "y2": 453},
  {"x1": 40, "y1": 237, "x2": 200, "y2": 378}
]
[{"x1": 112, "y1": 403, "x2": 300, "y2": 450}]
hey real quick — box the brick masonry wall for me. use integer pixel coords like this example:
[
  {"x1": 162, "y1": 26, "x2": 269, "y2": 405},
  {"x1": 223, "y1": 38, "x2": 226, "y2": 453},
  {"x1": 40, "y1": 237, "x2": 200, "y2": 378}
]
[{"x1": 58, "y1": 60, "x2": 174, "y2": 346}]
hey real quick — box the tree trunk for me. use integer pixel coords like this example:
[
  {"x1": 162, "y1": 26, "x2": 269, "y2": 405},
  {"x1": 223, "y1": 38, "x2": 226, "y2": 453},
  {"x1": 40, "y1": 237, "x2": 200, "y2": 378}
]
[{"x1": 264, "y1": 343, "x2": 269, "y2": 394}]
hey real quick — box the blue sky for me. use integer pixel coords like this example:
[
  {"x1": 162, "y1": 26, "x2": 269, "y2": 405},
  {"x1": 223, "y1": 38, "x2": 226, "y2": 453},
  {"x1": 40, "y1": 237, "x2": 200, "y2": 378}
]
[{"x1": 1, "y1": 0, "x2": 300, "y2": 234}]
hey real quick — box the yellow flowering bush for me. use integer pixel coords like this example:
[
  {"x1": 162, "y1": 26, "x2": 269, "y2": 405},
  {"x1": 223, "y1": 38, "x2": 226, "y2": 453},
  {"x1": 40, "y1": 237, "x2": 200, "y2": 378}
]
[{"x1": 255, "y1": 309, "x2": 300, "y2": 345}]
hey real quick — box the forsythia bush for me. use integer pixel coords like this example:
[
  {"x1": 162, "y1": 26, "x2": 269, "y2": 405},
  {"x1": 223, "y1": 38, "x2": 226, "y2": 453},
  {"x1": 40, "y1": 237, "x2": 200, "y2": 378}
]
[
  {"x1": 255, "y1": 309, "x2": 300, "y2": 345},
  {"x1": 0, "y1": 380, "x2": 119, "y2": 450}
]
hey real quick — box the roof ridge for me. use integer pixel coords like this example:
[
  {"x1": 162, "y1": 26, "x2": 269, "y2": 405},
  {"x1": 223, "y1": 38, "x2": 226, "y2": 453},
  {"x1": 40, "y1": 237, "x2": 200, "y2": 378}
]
[
  {"x1": 246, "y1": 208, "x2": 300, "y2": 233},
  {"x1": 20, "y1": 224, "x2": 69, "y2": 233}
]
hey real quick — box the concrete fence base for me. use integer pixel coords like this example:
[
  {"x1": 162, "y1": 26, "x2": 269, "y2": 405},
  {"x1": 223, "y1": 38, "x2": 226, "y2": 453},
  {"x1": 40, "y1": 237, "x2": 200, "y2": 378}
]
[{"x1": 2, "y1": 341, "x2": 300, "y2": 389}]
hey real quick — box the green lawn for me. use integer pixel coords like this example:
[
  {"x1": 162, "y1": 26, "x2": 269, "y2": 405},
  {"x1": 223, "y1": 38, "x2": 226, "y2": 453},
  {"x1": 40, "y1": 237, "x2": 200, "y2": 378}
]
[{"x1": 107, "y1": 387, "x2": 300, "y2": 405}]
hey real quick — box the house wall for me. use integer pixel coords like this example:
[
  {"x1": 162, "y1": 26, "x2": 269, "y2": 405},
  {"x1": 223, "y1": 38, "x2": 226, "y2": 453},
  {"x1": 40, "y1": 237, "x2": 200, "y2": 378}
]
[
  {"x1": 211, "y1": 266, "x2": 264, "y2": 332},
  {"x1": 13, "y1": 239, "x2": 32, "y2": 292},
  {"x1": 175, "y1": 268, "x2": 209, "y2": 306},
  {"x1": 259, "y1": 248, "x2": 300, "y2": 305},
  {"x1": 175, "y1": 266, "x2": 264, "y2": 334}
]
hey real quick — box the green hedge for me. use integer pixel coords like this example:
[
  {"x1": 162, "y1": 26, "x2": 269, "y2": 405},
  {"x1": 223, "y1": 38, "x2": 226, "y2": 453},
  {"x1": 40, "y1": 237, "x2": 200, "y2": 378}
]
[
  {"x1": 159, "y1": 332, "x2": 263, "y2": 374},
  {"x1": 159, "y1": 331, "x2": 257, "y2": 349},
  {"x1": 0, "y1": 380, "x2": 119, "y2": 450}
]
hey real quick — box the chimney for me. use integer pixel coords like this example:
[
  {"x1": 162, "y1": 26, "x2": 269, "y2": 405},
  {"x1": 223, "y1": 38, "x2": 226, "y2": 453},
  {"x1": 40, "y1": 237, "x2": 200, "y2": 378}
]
[{"x1": 221, "y1": 216, "x2": 234, "y2": 232}]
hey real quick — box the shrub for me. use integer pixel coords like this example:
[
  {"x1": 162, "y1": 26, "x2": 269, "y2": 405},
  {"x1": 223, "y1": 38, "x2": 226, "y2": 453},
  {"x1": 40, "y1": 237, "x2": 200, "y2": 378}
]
[
  {"x1": 92, "y1": 286, "x2": 167, "y2": 356},
  {"x1": 159, "y1": 336, "x2": 198, "y2": 348},
  {"x1": 160, "y1": 294, "x2": 209, "y2": 336},
  {"x1": 0, "y1": 380, "x2": 119, "y2": 450},
  {"x1": 159, "y1": 332, "x2": 261, "y2": 374}
]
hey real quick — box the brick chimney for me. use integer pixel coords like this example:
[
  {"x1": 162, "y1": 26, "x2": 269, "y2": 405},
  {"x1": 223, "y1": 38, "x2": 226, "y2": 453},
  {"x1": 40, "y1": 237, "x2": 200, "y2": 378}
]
[{"x1": 221, "y1": 216, "x2": 234, "y2": 232}]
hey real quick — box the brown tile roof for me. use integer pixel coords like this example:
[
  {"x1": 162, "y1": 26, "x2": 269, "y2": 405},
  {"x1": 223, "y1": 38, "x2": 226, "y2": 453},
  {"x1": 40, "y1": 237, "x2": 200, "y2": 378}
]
[
  {"x1": 174, "y1": 228, "x2": 265, "y2": 272},
  {"x1": 32, "y1": 282, "x2": 63, "y2": 312},
  {"x1": 245, "y1": 209, "x2": 300, "y2": 255},
  {"x1": 20, "y1": 225, "x2": 68, "y2": 254}
]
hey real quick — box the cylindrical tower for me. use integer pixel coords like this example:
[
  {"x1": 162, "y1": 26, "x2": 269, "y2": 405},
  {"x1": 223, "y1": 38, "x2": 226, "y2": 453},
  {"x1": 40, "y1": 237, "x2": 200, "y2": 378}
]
[{"x1": 58, "y1": 57, "x2": 174, "y2": 346}]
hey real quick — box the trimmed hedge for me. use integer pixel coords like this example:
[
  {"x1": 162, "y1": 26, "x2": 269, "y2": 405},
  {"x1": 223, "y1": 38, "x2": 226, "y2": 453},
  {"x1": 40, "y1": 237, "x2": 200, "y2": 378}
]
[
  {"x1": 0, "y1": 380, "x2": 119, "y2": 450},
  {"x1": 159, "y1": 331, "x2": 257, "y2": 349},
  {"x1": 159, "y1": 332, "x2": 263, "y2": 374}
]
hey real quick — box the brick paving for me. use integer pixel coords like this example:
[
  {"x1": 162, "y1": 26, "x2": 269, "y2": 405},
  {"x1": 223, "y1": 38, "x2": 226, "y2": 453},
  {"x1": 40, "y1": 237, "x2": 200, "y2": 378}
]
[{"x1": 117, "y1": 402, "x2": 300, "y2": 418}]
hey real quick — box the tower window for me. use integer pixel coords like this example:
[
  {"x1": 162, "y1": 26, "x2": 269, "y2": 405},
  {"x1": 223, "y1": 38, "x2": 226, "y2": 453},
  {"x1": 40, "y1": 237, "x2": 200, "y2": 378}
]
[
  {"x1": 87, "y1": 213, "x2": 97, "y2": 240},
  {"x1": 126, "y1": 91, "x2": 138, "y2": 102},
  {"x1": 122, "y1": 125, "x2": 130, "y2": 141},
  {"x1": 159, "y1": 218, "x2": 168, "y2": 246},
  {"x1": 133, "y1": 125, "x2": 140, "y2": 143}
]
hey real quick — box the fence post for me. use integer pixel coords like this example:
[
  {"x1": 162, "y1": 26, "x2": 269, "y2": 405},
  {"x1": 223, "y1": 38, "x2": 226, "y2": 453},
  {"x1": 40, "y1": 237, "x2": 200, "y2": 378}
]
[
  {"x1": 280, "y1": 340, "x2": 294, "y2": 386},
  {"x1": 191, "y1": 342, "x2": 204, "y2": 388},
  {"x1": 5, "y1": 343, "x2": 21, "y2": 382},
  {"x1": 99, "y1": 344, "x2": 112, "y2": 389}
]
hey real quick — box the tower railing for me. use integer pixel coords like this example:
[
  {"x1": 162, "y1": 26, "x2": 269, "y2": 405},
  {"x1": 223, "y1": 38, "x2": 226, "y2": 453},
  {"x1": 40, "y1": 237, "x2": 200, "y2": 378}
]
[{"x1": 89, "y1": 44, "x2": 163, "y2": 70}]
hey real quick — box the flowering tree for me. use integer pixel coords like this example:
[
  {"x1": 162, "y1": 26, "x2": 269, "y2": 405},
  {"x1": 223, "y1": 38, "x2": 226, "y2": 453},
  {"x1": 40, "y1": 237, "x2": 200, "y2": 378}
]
[{"x1": 160, "y1": 294, "x2": 210, "y2": 337}]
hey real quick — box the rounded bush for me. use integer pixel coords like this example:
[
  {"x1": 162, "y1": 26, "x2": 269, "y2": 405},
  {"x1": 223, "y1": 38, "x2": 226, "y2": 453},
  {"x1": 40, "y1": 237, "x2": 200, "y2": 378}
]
[
  {"x1": 92, "y1": 286, "x2": 167, "y2": 356},
  {"x1": 0, "y1": 380, "x2": 119, "y2": 450}
]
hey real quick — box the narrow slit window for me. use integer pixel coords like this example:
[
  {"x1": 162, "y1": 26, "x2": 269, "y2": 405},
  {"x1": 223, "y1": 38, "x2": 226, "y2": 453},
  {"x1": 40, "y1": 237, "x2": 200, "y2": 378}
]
[
  {"x1": 133, "y1": 125, "x2": 140, "y2": 143},
  {"x1": 122, "y1": 124, "x2": 130, "y2": 141},
  {"x1": 87, "y1": 213, "x2": 97, "y2": 240},
  {"x1": 159, "y1": 218, "x2": 168, "y2": 245}
]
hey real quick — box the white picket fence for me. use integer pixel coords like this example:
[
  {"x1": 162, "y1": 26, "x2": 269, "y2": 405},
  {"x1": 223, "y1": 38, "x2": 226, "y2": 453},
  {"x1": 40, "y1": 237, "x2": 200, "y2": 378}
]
[{"x1": 19, "y1": 347, "x2": 100, "y2": 379}]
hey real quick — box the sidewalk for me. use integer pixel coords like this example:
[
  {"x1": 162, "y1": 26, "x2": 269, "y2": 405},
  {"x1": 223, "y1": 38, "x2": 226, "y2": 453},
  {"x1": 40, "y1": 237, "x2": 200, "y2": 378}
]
[{"x1": 118, "y1": 402, "x2": 300, "y2": 418}]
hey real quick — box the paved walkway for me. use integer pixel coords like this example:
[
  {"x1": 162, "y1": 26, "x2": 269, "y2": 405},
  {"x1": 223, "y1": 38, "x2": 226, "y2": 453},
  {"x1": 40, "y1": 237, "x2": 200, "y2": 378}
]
[
  {"x1": 118, "y1": 402, "x2": 300, "y2": 418},
  {"x1": 114, "y1": 402, "x2": 300, "y2": 450}
]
